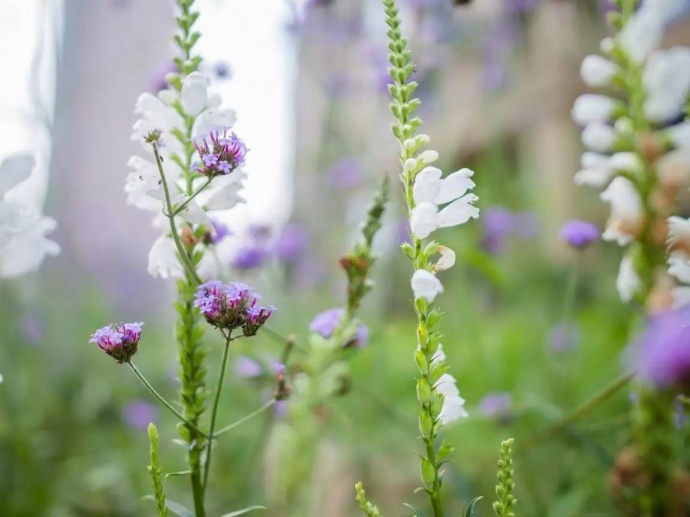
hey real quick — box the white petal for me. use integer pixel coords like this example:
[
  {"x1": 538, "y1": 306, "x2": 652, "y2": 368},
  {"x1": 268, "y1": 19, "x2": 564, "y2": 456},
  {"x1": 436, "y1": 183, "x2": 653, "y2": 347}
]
[
  {"x1": 431, "y1": 344, "x2": 446, "y2": 366},
  {"x1": 667, "y1": 121, "x2": 690, "y2": 149},
  {"x1": 571, "y1": 95, "x2": 616, "y2": 126},
  {"x1": 411, "y1": 269, "x2": 444, "y2": 302},
  {"x1": 617, "y1": 254, "x2": 642, "y2": 303},
  {"x1": 580, "y1": 55, "x2": 618, "y2": 87},
  {"x1": 643, "y1": 47, "x2": 690, "y2": 124},
  {"x1": 581, "y1": 123, "x2": 616, "y2": 153},
  {"x1": 668, "y1": 251, "x2": 690, "y2": 283},
  {"x1": 435, "y1": 374, "x2": 468, "y2": 425},
  {"x1": 619, "y1": 7, "x2": 664, "y2": 63},
  {"x1": 600, "y1": 177, "x2": 644, "y2": 245},
  {"x1": 667, "y1": 216, "x2": 690, "y2": 250},
  {"x1": 418, "y1": 150, "x2": 439, "y2": 166},
  {"x1": 148, "y1": 234, "x2": 184, "y2": 279},
  {"x1": 0, "y1": 153, "x2": 34, "y2": 197},
  {"x1": 434, "y1": 168, "x2": 475, "y2": 205},
  {"x1": 410, "y1": 202, "x2": 439, "y2": 239},
  {"x1": 434, "y1": 245, "x2": 456, "y2": 272},
  {"x1": 0, "y1": 216, "x2": 59, "y2": 278},
  {"x1": 672, "y1": 286, "x2": 690, "y2": 309},
  {"x1": 436, "y1": 194, "x2": 479, "y2": 229},
  {"x1": 193, "y1": 108, "x2": 237, "y2": 140},
  {"x1": 412, "y1": 167, "x2": 442, "y2": 204},
  {"x1": 575, "y1": 152, "x2": 613, "y2": 187},
  {"x1": 181, "y1": 72, "x2": 210, "y2": 116},
  {"x1": 203, "y1": 172, "x2": 246, "y2": 211}
]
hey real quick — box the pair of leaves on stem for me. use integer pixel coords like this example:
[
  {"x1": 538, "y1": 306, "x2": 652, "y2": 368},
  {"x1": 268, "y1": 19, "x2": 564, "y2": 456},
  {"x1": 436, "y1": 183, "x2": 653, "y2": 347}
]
[{"x1": 143, "y1": 496, "x2": 265, "y2": 517}]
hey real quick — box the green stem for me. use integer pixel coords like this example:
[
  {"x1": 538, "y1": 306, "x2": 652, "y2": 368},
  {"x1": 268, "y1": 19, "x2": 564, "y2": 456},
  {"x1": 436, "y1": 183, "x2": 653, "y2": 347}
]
[
  {"x1": 214, "y1": 399, "x2": 276, "y2": 437},
  {"x1": 128, "y1": 362, "x2": 207, "y2": 438},
  {"x1": 172, "y1": 177, "x2": 212, "y2": 216},
  {"x1": 202, "y1": 333, "x2": 233, "y2": 490},
  {"x1": 151, "y1": 142, "x2": 202, "y2": 286}
]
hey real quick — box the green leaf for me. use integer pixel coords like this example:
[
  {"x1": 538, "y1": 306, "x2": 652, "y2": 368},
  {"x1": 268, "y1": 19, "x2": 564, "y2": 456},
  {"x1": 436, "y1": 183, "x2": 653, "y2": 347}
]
[
  {"x1": 464, "y1": 496, "x2": 483, "y2": 517},
  {"x1": 164, "y1": 470, "x2": 192, "y2": 479},
  {"x1": 143, "y1": 497, "x2": 193, "y2": 517},
  {"x1": 219, "y1": 505, "x2": 267, "y2": 517}
]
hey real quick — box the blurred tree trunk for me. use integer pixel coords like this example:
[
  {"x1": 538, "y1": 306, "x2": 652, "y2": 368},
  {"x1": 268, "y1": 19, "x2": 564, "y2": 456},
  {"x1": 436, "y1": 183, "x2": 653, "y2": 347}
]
[{"x1": 50, "y1": 0, "x2": 174, "y2": 317}]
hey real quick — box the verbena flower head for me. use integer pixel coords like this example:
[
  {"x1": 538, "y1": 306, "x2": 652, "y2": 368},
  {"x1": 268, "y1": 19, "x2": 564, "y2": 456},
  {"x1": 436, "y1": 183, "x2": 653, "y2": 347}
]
[
  {"x1": 309, "y1": 308, "x2": 369, "y2": 348},
  {"x1": 559, "y1": 219, "x2": 599, "y2": 249},
  {"x1": 194, "y1": 129, "x2": 248, "y2": 178},
  {"x1": 89, "y1": 322, "x2": 144, "y2": 363},
  {"x1": 629, "y1": 305, "x2": 690, "y2": 389},
  {"x1": 194, "y1": 281, "x2": 274, "y2": 335}
]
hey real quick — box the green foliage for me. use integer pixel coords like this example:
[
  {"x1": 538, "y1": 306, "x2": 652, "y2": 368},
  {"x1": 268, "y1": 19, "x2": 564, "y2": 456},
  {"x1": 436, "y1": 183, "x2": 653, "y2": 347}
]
[
  {"x1": 147, "y1": 424, "x2": 169, "y2": 517},
  {"x1": 356, "y1": 482, "x2": 382, "y2": 517},
  {"x1": 492, "y1": 439, "x2": 517, "y2": 517}
]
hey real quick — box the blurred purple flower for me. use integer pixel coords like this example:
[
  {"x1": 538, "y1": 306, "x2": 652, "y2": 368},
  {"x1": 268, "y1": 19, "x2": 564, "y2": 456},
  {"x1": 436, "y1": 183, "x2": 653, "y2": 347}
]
[
  {"x1": 630, "y1": 305, "x2": 690, "y2": 389},
  {"x1": 214, "y1": 61, "x2": 231, "y2": 79},
  {"x1": 232, "y1": 246, "x2": 267, "y2": 270},
  {"x1": 506, "y1": 0, "x2": 539, "y2": 14},
  {"x1": 248, "y1": 224, "x2": 272, "y2": 243},
  {"x1": 560, "y1": 219, "x2": 599, "y2": 249},
  {"x1": 274, "y1": 400, "x2": 289, "y2": 417},
  {"x1": 478, "y1": 392, "x2": 512, "y2": 418},
  {"x1": 329, "y1": 159, "x2": 363, "y2": 190},
  {"x1": 481, "y1": 207, "x2": 538, "y2": 254},
  {"x1": 123, "y1": 401, "x2": 158, "y2": 430},
  {"x1": 310, "y1": 308, "x2": 368, "y2": 348},
  {"x1": 273, "y1": 224, "x2": 309, "y2": 263},
  {"x1": 550, "y1": 322, "x2": 579, "y2": 352},
  {"x1": 149, "y1": 62, "x2": 177, "y2": 94},
  {"x1": 205, "y1": 218, "x2": 231, "y2": 245},
  {"x1": 20, "y1": 313, "x2": 45, "y2": 345},
  {"x1": 235, "y1": 356, "x2": 263, "y2": 378}
]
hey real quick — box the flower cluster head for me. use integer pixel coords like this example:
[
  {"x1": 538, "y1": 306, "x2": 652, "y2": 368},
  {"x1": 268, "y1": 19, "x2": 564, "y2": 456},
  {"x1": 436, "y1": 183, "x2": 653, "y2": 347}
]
[
  {"x1": 559, "y1": 219, "x2": 599, "y2": 249},
  {"x1": 629, "y1": 305, "x2": 690, "y2": 390},
  {"x1": 309, "y1": 308, "x2": 369, "y2": 348},
  {"x1": 194, "y1": 281, "x2": 274, "y2": 335},
  {"x1": 194, "y1": 129, "x2": 248, "y2": 178},
  {"x1": 89, "y1": 322, "x2": 144, "y2": 363}
]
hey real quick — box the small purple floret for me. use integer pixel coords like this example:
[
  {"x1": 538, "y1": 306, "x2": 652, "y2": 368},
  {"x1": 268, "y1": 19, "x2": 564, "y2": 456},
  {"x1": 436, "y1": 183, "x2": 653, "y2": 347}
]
[
  {"x1": 309, "y1": 308, "x2": 368, "y2": 348},
  {"x1": 194, "y1": 281, "x2": 274, "y2": 335},
  {"x1": 89, "y1": 322, "x2": 144, "y2": 363},
  {"x1": 194, "y1": 128, "x2": 248, "y2": 177},
  {"x1": 559, "y1": 219, "x2": 599, "y2": 249}
]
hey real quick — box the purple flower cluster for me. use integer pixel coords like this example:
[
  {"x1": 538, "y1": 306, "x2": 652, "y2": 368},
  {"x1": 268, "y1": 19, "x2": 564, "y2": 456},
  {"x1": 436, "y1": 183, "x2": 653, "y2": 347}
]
[
  {"x1": 231, "y1": 223, "x2": 309, "y2": 271},
  {"x1": 481, "y1": 206, "x2": 538, "y2": 255},
  {"x1": 559, "y1": 219, "x2": 599, "y2": 249},
  {"x1": 630, "y1": 305, "x2": 690, "y2": 389},
  {"x1": 204, "y1": 218, "x2": 231, "y2": 245},
  {"x1": 194, "y1": 129, "x2": 248, "y2": 178},
  {"x1": 89, "y1": 322, "x2": 144, "y2": 363},
  {"x1": 309, "y1": 308, "x2": 368, "y2": 348},
  {"x1": 194, "y1": 281, "x2": 275, "y2": 336}
]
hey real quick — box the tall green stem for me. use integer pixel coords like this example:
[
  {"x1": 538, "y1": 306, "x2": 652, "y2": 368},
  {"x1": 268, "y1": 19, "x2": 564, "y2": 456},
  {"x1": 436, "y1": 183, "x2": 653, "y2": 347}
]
[{"x1": 203, "y1": 333, "x2": 233, "y2": 490}]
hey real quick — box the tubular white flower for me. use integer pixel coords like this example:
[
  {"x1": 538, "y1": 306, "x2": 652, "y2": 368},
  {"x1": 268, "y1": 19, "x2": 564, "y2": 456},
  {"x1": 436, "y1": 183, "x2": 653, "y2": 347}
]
[
  {"x1": 667, "y1": 121, "x2": 690, "y2": 149},
  {"x1": 411, "y1": 269, "x2": 444, "y2": 302},
  {"x1": 609, "y1": 152, "x2": 643, "y2": 174},
  {"x1": 580, "y1": 55, "x2": 618, "y2": 87},
  {"x1": 181, "y1": 72, "x2": 210, "y2": 116},
  {"x1": 575, "y1": 152, "x2": 614, "y2": 187},
  {"x1": 572, "y1": 95, "x2": 617, "y2": 126},
  {"x1": 148, "y1": 234, "x2": 185, "y2": 279},
  {"x1": 668, "y1": 251, "x2": 690, "y2": 283},
  {"x1": 193, "y1": 108, "x2": 238, "y2": 140},
  {"x1": 643, "y1": 47, "x2": 690, "y2": 124},
  {"x1": 601, "y1": 177, "x2": 644, "y2": 246},
  {"x1": 410, "y1": 202, "x2": 439, "y2": 239},
  {"x1": 667, "y1": 216, "x2": 690, "y2": 252},
  {"x1": 617, "y1": 254, "x2": 642, "y2": 302},
  {"x1": 434, "y1": 168, "x2": 476, "y2": 204},
  {"x1": 581, "y1": 122, "x2": 616, "y2": 153},
  {"x1": 412, "y1": 167, "x2": 442, "y2": 204},
  {"x1": 618, "y1": 6, "x2": 664, "y2": 63},
  {"x1": 434, "y1": 246, "x2": 456, "y2": 272},
  {"x1": 434, "y1": 373, "x2": 468, "y2": 425},
  {"x1": 436, "y1": 194, "x2": 480, "y2": 228},
  {"x1": 418, "y1": 150, "x2": 439, "y2": 166}
]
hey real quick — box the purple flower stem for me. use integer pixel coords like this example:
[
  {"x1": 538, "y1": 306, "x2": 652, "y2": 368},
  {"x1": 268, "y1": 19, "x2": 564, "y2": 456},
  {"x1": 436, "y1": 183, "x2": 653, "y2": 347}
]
[{"x1": 128, "y1": 362, "x2": 207, "y2": 437}]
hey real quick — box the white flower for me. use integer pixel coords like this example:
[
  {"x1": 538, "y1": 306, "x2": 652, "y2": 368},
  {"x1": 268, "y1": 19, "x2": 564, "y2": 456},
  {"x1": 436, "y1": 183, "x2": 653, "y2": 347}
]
[
  {"x1": 434, "y1": 373, "x2": 468, "y2": 425},
  {"x1": 667, "y1": 121, "x2": 690, "y2": 149},
  {"x1": 431, "y1": 344, "x2": 446, "y2": 366},
  {"x1": 581, "y1": 122, "x2": 616, "y2": 153},
  {"x1": 181, "y1": 72, "x2": 210, "y2": 116},
  {"x1": 617, "y1": 254, "x2": 642, "y2": 302},
  {"x1": 0, "y1": 153, "x2": 59, "y2": 277},
  {"x1": 409, "y1": 168, "x2": 479, "y2": 239},
  {"x1": 193, "y1": 108, "x2": 238, "y2": 140},
  {"x1": 575, "y1": 152, "x2": 614, "y2": 187},
  {"x1": 148, "y1": 234, "x2": 184, "y2": 279},
  {"x1": 618, "y1": 7, "x2": 664, "y2": 63},
  {"x1": 433, "y1": 246, "x2": 456, "y2": 272},
  {"x1": 667, "y1": 216, "x2": 690, "y2": 253},
  {"x1": 411, "y1": 269, "x2": 444, "y2": 302},
  {"x1": 580, "y1": 55, "x2": 618, "y2": 87},
  {"x1": 125, "y1": 156, "x2": 166, "y2": 211},
  {"x1": 572, "y1": 95, "x2": 617, "y2": 126},
  {"x1": 609, "y1": 152, "x2": 643, "y2": 174},
  {"x1": 600, "y1": 177, "x2": 644, "y2": 245},
  {"x1": 201, "y1": 172, "x2": 246, "y2": 211},
  {"x1": 668, "y1": 251, "x2": 690, "y2": 283},
  {"x1": 643, "y1": 47, "x2": 690, "y2": 124}
]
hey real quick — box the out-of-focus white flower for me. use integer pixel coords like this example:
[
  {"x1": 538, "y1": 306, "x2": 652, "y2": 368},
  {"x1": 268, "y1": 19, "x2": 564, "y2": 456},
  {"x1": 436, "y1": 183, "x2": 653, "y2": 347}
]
[
  {"x1": 572, "y1": 95, "x2": 618, "y2": 126},
  {"x1": 575, "y1": 152, "x2": 614, "y2": 187},
  {"x1": 181, "y1": 72, "x2": 210, "y2": 116},
  {"x1": 0, "y1": 153, "x2": 59, "y2": 277},
  {"x1": 667, "y1": 121, "x2": 690, "y2": 149},
  {"x1": 668, "y1": 251, "x2": 690, "y2": 283},
  {"x1": 431, "y1": 344, "x2": 446, "y2": 366},
  {"x1": 411, "y1": 269, "x2": 444, "y2": 302},
  {"x1": 617, "y1": 254, "x2": 642, "y2": 302},
  {"x1": 581, "y1": 122, "x2": 616, "y2": 153},
  {"x1": 409, "y1": 167, "x2": 478, "y2": 239},
  {"x1": 580, "y1": 55, "x2": 619, "y2": 87},
  {"x1": 148, "y1": 234, "x2": 184, "y2": 279},
  {"x1": 193, "y1": 108, "x2": 237, "y2": 141},
  {"x1": 667, "y1": 216, "x2": 690, "y2": 254},
  {"x1": 619, "y1": 6, "x2": 664, "y2": 63},
  {"x1": 643, "y1": 47, "x2": 690, "y2": 124},
  {"x1": 434, "y1": 373, "x2": 468, "y2": 425},
  {"x1": 609, "y1": 152, "x2": 643, "y2": 174},
  {"x1": 125, "y1": 156, "x2": 166, "y2": 211},
  {"x1": 601, "y1": 177, "x2": 644, "y2": 246}
]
